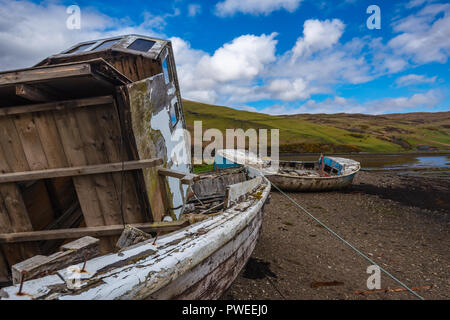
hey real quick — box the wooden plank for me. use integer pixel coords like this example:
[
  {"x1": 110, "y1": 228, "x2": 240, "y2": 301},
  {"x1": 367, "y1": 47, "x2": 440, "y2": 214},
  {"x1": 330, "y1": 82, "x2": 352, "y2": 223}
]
[
  {"x1": 127, "y1": 77, "x2": 169, "y2": 221},
  {"x1": 115, "y1": 87, "x2": 153, "y2": 222},
  {"x1": 0, "y1": 117, "x2": 30, "y2": 172},
  {"x1": 9, "y1": 112, "x2": 58, "y2": 249},
  {"x1": 158, "y1": 168, "x2": 199, "y2": 184},
  {"x1": 0, "y1": 159, "x2": 163, "y2": 183},
  {"x1": 225, "y1": 176, "x2": 263, "y2": 208},
  {"x1": 53, "y1": 109, "x2": 105, "y2": 228},
  {"x1": 0, "y1": 117, "x2": 40, "y2": 271},
  {"x1": 115, "y1": 225, "x2": 152, "y2": 249},
  {"x1": 13, "y1": 113, "x2": 49, "y2": 170},
  {"x1": 0, "y1": 220, "x2": 190, "y2": 243},
  {"x1": 124, "y1": 58, "x2": 138, "y2": 82},
  {"x1": 0, "y1": 96, "x2": 114, "y2": 117},
  {"x1": 0, "y1": 247, "x2": 8, "y2": 284},
  {"x1": 74, "y1": 107, "x2": 123, "y2": 227},
  {"x1": 94, "y1": 103, "x2": 146, "y2": 224},
  {"x1": 11, "y1": 236, "x2": 100, "y2": 284},
  {"x1": 34, "y1": 112, "x2": 68, "y2": 168},
  {"x1": 0, "y1": 63, "x2": 91, "y2": 86},
  {"x1": 15, "y1": 84, "x2": 54, "y2": 102},
  {"x1": 135, "y1": 56, "x2": 146, "y2": 80}
]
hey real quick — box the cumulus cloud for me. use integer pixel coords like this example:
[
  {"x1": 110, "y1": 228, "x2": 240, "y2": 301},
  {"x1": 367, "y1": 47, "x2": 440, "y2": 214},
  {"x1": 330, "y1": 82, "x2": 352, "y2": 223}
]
[
  {"x1": 274, "y1": 19, "x2": 373, "y2": 93},
  {"x1": 201, "y1": 33, "x2": 277, "y2": 82},
  {"x1": 173, "y1": 18, "x2": 389, "y2": 107},
  {"x1": 215, "y1": 0, "x2": 303, "y2": 17},
  {"x1": 171, "y1": 33, "x2": 277, "y2": 103},
  {"x1": 395, "y1": 74, "x2": 437, "y2": 87},
  {"x1": 0, "y1": 0, "x2": 166, "y2": 71},
  {"x1": 291, "y1": 19, "x2": 344, "y2": 59}
]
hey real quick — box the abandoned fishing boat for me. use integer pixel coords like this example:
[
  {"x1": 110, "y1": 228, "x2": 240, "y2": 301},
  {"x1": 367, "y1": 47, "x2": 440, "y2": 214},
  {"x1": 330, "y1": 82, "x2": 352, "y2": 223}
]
[
  {"x1": 0, "y1": 35, "x2": 270, "y2": 300},
  {"x1": 215, "y1": 149, "x2": 360, "y2": 191}
]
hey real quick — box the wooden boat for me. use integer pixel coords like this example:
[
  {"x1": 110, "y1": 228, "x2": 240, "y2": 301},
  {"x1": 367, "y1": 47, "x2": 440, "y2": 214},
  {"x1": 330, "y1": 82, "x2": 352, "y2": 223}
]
[
  {"x1": 216, "y1": 149, "x2": 360, "y2": 192},
  {"x1": 0, "y1": 35, "x2": 270, "y2": 299}
]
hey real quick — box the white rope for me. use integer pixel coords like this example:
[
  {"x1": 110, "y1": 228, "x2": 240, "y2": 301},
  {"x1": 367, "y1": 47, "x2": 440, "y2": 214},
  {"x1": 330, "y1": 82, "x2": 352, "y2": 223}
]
[{"x1": 259, "y1": 173, "x2": 425, "y2": 300}]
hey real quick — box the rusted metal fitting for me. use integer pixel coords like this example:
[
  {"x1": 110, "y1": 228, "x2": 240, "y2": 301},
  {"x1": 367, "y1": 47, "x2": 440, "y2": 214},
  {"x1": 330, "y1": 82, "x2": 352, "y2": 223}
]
[{"x1": 17, "y1": 270, "x2": 27, "y2": 296}]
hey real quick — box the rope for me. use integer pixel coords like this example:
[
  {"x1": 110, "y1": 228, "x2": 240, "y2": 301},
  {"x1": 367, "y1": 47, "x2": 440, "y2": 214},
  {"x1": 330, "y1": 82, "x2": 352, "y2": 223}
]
[
  {"x1": 267, "y1": 276, "x2": 286, "y2": 300},
  {"x1": 259, "y1": 172, "x2": 425, "y2": 300}
]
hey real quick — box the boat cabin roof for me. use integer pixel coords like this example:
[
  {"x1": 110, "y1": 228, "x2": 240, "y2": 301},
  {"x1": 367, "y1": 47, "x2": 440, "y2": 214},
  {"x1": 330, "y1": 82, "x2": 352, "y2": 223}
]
[{"x1": 35, "y1": 34, "x2": 170, "y2": 67}]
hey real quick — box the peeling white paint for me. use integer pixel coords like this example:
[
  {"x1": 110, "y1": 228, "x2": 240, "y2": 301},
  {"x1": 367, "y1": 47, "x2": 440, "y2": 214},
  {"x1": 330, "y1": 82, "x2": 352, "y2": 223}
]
[
  {"x1": 149, "y1": 103, "x2": 190, "y2": 219},
  {"x1": 0, "y1": 178, "x2": 270, "y2": 300}
]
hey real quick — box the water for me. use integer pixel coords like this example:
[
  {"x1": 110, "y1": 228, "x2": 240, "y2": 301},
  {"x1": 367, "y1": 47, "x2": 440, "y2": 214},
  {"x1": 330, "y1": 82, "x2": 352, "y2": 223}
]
[{"x1": 280, "y1": 153, "x2": 450, "y2": 179}]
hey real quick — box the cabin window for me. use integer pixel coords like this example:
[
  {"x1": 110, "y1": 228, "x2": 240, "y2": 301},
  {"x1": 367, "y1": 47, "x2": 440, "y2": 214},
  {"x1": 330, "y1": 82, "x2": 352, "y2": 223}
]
[
  {"x1": 169, "y1": 102, "x2": 179, "y2": 128},
  {"x1": 162, "y1": 58, "x2": 170, "y2": 84},
  {"x1": 67, "y1": 43, "x2": 95, "y2": 54},
  {"x1": 92, "y1": 39, "x2": 119, "y2": 51},
  {"x1": 127, "y1": 39, "x2": 156, "y2": 52}
]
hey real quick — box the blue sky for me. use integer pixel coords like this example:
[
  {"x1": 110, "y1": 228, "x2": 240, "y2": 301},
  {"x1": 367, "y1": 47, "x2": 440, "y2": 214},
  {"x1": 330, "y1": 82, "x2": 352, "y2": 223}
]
[{"x1": 0, "y1": 0, "x2": 449, "y2": 115}]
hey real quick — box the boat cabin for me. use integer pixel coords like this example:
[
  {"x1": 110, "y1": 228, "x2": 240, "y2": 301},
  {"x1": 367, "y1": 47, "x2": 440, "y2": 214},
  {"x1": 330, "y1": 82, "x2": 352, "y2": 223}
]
[{"x1": 0, "y1": 35, "x2": 193, "y2": 286}]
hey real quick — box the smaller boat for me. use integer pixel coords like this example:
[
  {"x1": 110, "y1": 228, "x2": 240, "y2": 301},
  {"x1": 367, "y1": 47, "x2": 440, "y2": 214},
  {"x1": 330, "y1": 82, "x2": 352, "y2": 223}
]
[{"x1": 215, "y1": 149, "x2": 360, "y2": 192}]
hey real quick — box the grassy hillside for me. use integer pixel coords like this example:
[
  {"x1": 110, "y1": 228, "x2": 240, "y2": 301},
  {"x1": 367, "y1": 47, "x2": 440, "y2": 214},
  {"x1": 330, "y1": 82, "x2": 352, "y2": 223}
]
[{"x1": 182, "y1": 99, "x2": 450, "y2": 153}]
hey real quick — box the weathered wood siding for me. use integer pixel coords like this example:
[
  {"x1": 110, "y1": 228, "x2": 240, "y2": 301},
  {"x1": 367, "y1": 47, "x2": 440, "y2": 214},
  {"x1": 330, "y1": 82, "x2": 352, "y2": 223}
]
[{"x1": 0, "y1": 96, "x2": 150, "y2": 277}]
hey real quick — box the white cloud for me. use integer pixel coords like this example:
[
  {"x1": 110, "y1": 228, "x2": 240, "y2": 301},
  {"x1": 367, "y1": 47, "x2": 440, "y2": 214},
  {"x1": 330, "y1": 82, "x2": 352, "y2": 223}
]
[
  {"x1": 215, "y1": 0, "x2": 303, "y2": 17},
  {"x1": 389, "y1": 3, "x2": 450, "y2": 64},
  {"x1": 267, "y1": 78, "x2": 311, "y2": 101},
  {"x1": 0, "y1": 0, "x2": 166, "y2": 71},
  {"x1": 173, "y1": 18, "x2": 381, "y2": 106},
  {"x1": 1, "y1": 0, "x2": 446, "y2": 116},
  {"x1": 273, "y1": 20, "x2": 373, "y2": 92},
  {"x1": 258, "y1": 90, "x2": 443, "y2": 115},
  {"x1": 395, "y1": 74, "x2": 437, "y2": 86},
  {"x1": 171, "y1": 33, "x2": 277, "y2": 103},
  {"x1": 188, "y1": 4, "x2": 201, "y2": 17},
  {"x1": 200, "y1": 33, "x2": 278, "y2": 82},
  {"x1": 291, "y1": 19, "x2": 344, "y2": 59}
]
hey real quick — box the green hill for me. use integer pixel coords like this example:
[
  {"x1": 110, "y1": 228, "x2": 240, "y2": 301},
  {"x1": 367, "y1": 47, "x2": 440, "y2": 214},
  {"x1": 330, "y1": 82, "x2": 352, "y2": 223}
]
[{"x1": 182, "y1": 99, "x2": 450, "y2": 153}]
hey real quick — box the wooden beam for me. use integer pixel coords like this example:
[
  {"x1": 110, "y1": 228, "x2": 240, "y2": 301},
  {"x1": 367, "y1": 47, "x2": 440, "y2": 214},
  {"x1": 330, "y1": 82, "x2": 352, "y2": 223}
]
[
  {"x1": 0, "y1": 64, "x2": 91, "y2": 86},
  {"x1": 0, "y1": 220, "x2": 190, "y2": 243},
  {"x1": 15, "y1": 84, "x2": 54, "y2": 102},
  {"x1": 116, "y1": 225, "x2": 152, "y2": 249},
  {"x1": 11, "y1": 236, "x2": 100, "y2": 284},
  {"x1": 0, "y1": 158, "x2": 163, "y2": 184},
  {"x1": 158, "y1": 168, "x2": 199, "y2": 184},
  {"x1": 0, "y1": 95, "x2": 114, "y2": 117}
]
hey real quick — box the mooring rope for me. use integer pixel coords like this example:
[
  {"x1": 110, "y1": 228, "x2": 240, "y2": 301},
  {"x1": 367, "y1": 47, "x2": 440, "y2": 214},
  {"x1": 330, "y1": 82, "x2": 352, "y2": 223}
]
[{"x1": 259, "y1": 173, "x2": 425, "y2": 300}]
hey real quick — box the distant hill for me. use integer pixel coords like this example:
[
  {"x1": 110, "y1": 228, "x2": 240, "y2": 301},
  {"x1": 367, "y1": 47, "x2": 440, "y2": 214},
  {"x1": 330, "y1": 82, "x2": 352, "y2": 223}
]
[{"x1": 182, "y1": 99, "x2": 450, "y2": 153}]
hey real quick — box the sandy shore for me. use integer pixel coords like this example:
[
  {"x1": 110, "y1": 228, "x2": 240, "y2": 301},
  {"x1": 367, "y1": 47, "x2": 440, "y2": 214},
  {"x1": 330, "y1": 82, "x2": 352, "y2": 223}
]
[{"x1": 222, "y1": 171, "x2": 450, "y2": 300}]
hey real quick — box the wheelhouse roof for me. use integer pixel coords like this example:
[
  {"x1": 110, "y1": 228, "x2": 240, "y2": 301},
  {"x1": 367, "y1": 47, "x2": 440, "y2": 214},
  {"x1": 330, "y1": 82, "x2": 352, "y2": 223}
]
[{"x1": 35, "y1": 34, "x2": 170, "y2": 66}]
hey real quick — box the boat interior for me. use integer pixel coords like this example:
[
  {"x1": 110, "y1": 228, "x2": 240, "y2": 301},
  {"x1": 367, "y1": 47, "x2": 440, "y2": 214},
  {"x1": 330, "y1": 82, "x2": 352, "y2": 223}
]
[{"x1": 276, "y1": 160, "x2": 336, "y2": 177}]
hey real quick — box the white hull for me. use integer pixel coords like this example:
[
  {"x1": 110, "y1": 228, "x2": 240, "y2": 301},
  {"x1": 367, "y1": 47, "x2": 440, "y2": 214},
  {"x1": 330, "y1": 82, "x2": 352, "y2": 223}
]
[{"x1": 0, "y1": 178, "x2": 271, "y2": 300}]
